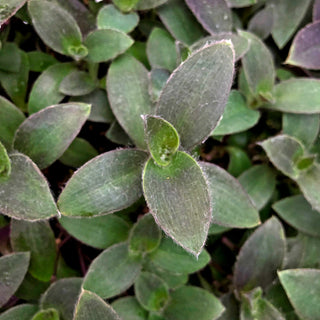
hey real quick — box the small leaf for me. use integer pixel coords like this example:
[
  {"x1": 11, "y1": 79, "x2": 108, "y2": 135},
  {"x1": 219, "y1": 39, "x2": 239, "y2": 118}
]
[
  {"x1": 149, "y1": 69, "x2": 170, "y2": 103},
  {"x1": 0, "y1": 142, "x2": 11, "y2": 178},
  {"x1": 74, "y1": 290, "x2": 121, "y2": 320},
  {"x1": 278, "y1": 269, "x2": 320, "y2": 320},
  {"x1": 135, "y1": 0, "x2": 168, "y2": 10},
  {"x1": 157, "y1": 41, "x2": 234, "y2": 150},
  {"x1": 0, "y1": 42, "x2": 21, "y2": 73},
  {"x1": 31, "y1": 309, "x2": 59, "y2": 320},
  {"x1": 226, "y1": 0, "x2": 256, "y2": 8},
  {"x1": 226, "y1": 146, "x2": 251, "y2": 177},
  {"x1": 14, "y1": 103, "x2": 91, "y2": 169},
  {"x1": 248, "y1": 5, "x2": 274, "y2": 40},
  {"x1": 0, "y1": 304, "x2": 38, "y2": 320},
  {"x1": 0, "y1": 153, "x2": 58, "y2": 220},
  {"x1": 27, "y1": 51, "x2": 57, "y2": 72},
  {"x1": 112, "y1": 297, "x2": 148, "y2": 320},
  {"x1": 314, "y1": 0, "x2": 320, "y2": 21},
  {"x1": 0, "y1": 252, "x2": 30, "y2": 307},
  {"x1": 106, "y1": 121, "x2": 133, "y2": 146},
  {"x1": 0, "y1": 0, "x2": 27, "y2": 26},
  {"x1": 58, "y1": 149, "x2": 148, "y2": 217},
  {"x1": 83, "y1": 243, "x2": 142, "y2": 299},
  {"x1": 113, "y1": 0, "x2": 140, "y2": 12},
  {"x1": 97, "y1": 4, "x2": 139, "y2": 33},
  {"x1": 234, "y1": 217, "x2": 285, "y2": 292},
  {"x1": 84, "y1": 29, "x2": 133, "y2": 63}
]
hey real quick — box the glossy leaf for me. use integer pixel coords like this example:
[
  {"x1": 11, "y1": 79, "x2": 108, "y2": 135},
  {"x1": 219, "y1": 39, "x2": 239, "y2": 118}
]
[
  {"x1": 112, "y1": 297, "x2": 148, "y2": 320},
  {"x1": 0, "y1": 142, "x2": 11, "y2": 178},
  {"x1": 157, "y1": 41, "x2": 234, "y2": 150},
  {"x1": 248, "y1": 5, "x2": 274, "y2": 40},
  {"x1": 14, "y1": 103, "x2": 91, "y2": 169},
  {"x1": 0, "y1": 0, "x2": 27, "y2": 26},
  {"x1": 200, "y1": 162, "x2": 260, "y2": 228},
  {"x1": 27, "y1": 51, "x2": 57, "y2": 72},
  {"x1": 0, "y1": 153, "x2": 58, "y2": 220},
  {"x1": 83, "y1": 243, "x2": 142, "y2": 299},
  {"x1": 226, "y1": 0, "x2": 256, "y2": 7},
  {"x1": 31, "y1": 309, "x2": 59, "y2": 320},
  {"x1": 0, "y1": 252, "x2": 30, "y2": 307},
  {"x1": 234, "y1": 217, "x2": 285, "y2": 292},
  {"x1": 0, "y1": 42, "x2": 21, "y2": 73},
  {"x1": 58, "y1": 149, "x2": 148, "y2": 217},
  {"x1": 0, "y1": 304, "x2": 38, "y2": 320},
  {"x1": 135, "y1": 0, "x2": 168, "y2": 9}
]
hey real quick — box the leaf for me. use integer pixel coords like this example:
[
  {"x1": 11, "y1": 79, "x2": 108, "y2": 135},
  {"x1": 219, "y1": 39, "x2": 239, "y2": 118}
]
[
  {"x1": 238, "y1": 30, "x2": 275, "y2": 97},
  {"x1": 157, "y1": 0, "x2": 205, "y2": 46},
  {"x1": 226, "y1": 146, "x2": 251, "y2": 177},
  {"x1": 0, "y1": 304, "x2": 38, "y2": 320},
  {"x1": 10, "y1": 220, "x2": 57, "y2": 282},
  {"x1": 273, "y1": 195, "x2": 320, "y2": 238},
  {"x1": 143, "y1": 151, "x2": 211, "y2": 256},
  {"x1": 185, "y1": 0, "x2": 232, "y2": 34},
  {"x1": 135, "y1": 272, "x2": 169, "y2": 311},
  {"x1": 248, "y1": 5, "x2": 274, "y2": 40},
  {"x1": 58, "y1": 149, "x2": 147, "y2": 217},
  {"x1": 28, "y1": 0, "x2": 86, "y2": 59},
  {"x1": 163, "y1": 286, "x2": 225, "y2": 320},
  {"x1": 270, "y1": 0, "x2": 312, "y2": 49},
  {"x1": 74, "y1": 290, "x2": 121, "y2": 320},
  {"x1": 147, "y1": 27, "x2": 177, "y2": 72},
  {"x1": 112, "y1": 297, "x2": 148, "y2": 320},
  {"x1": 238, "y1": 165, "x2": 276, "y2": 210},
  {"x1": 28, "y1": 62, "x2": 76, "y2": 114},
  {"x1": 0, "y1": 0, "x2": 27, "y2": 26},
  {"x1": 157, "y1": 41, "x2": 234, "y2": 150},
  {"x1": 83, "y1": 243, "x2": 142, "y2": 299},
  {"x1": 0, "y1": 153, "x2": 58, "y2": 220},
  {"x1": 106, "y1": 121, "x2": 132, "y2": 146},
  {"x1": 286, "y1": 21, "x2": 320, "y2": 70},
  {"x1": 212, "y1": 90, "x2": 260, "y2": 136},
  {"x1": 149, "y1": 69, "x2": 170, "y2": 103},
  {"x1": 84, "y1": 29, "x2": 133, "y2": 63},
  {"x1": 14, "y1": 103, "x2": 91, "y2": 169},
  {"x1": 0, "y1": 42, "x2": 21, "y2": 73},
  {"x1": 200, "y1": 162, "x2": 260, "y2": 228},
  {"x1": 27, "y1": 51, "x2": 57, "y2": 72},
  {"x1": 226, "y1": 0, "x2": 256, "y2": 7},
  {"x1": 113, "y1": 0, "x2": 140, "y2": 12},
  {"x1": 233, "y1": 217, "x2": 285, "y2": 292},
  {"x1": 31, "y1": 309, "x2": 59, "y2": 320},
  {"x1": 278, "y1": 269, "x2": 320, "y2": 320},
  {"x1": 135, "y1": 0, "x2": 168, "y2": 10},
  {"x1": 0, "y1": 252, "x2": 30, "y2": 307},
  {"x1": 41, "y1": 278, "x2": 82, "y2": 320},
  {"x1": 0, "y1": 142, "x2": 11, "y2": 178},
  {"x1": 97, "y1": 4, "x2": 139, "y2": 33},
  {"x1": 107, "y1": 55, "x2": 152, "y2": 149},
  {"x1": 0, "y1": 95, "x2": 25, "y2": 150},
  {"x1": 314, "y1": 0, "x2": 320, "y2": 21},
  {"x1": 149, "y1": 237, "x2": 210, "y2": 274}
]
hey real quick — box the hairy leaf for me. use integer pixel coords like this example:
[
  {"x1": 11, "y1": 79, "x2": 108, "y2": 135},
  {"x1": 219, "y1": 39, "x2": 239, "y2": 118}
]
[
  {"x1": 112, "y1": 297, "x2": 148, "y2": 320},
  {"x1": 0, "y1": 304, "x2": 38, "y2": 320},
  {"x1": 0, "y1": 142, "x2": 11, "y2": 178},
  {"x1": 0, "y1": 0, "x2": 27, "y2": 26}
]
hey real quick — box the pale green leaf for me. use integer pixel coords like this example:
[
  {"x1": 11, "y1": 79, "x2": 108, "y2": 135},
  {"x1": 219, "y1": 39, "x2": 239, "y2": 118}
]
[
  {"x1": 31, "y1": 309, "x2": 59, "y2": 320},
  {"x1": 226, "y1": 0, "x2": 256, "y2": 8},
  {"x1": 113, "y1": 0, "x2": 140, "y2": 12},
  {"x1": 112, "y1": 297, "x2": 148, "y2": 320},
  {"x1": 106, "y1": 121, "x2": 132, "y2": 146},
  {"x1": 149, "y1": 69, "x2": 170, "y2": 103},
  {"x1": 0, "y1": 142, "x2": 11, "y2": 178},
  {"x1": 0, "y1": 304, "x2": 38, "y2": 320}
]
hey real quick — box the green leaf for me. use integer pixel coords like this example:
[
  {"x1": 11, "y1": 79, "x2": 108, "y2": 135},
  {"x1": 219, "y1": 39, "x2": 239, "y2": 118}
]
[
  {"x1": 0, "y1": 252, "x2": 30, "y2": 307},
  {"x1": 216, "y1": 293, "x2": 239, "y2": 320},
  {"x1": 0, "y1": 142, "x2": 11, "y2": 178},
  {"x1": 157, "y1": 0, "x2": 205, "y2": 46},
  {"x1": 278, "y1": 269, "x2": 320, "y2": 320},
  {"x1": 143, "y1": 151, "x2": 211, "y2": 256},
  {"x1": 0, "y1": 0, "x2": 27, "y2": 26},
  {"x1": 212, "y1": 91, "x2": 260, "y2": 136},
  {"x1": 273, "y1": 195, "x2": 320, "y2": 237},
  {"x1": 234, "y1": 217, "x2": 285, "y2": 292},
  {"x1": 31, "y1": 309, "x2": 59, "y2": 320},
  {"x1": 10, "y1": 220, "x2": 56, "y2": 282},
  {"x1": 226, "y1": 0, "x2": 256, "y2": 7},
  {"x1": 112, "y1": 297, "x2": 148, "y2": 320},
  {"x1": 157, "y1": 41, "x2": 234, "y2": 150},
  {"x1": 28, "y1": 62, "x2": 76, "y2": 114},
  {"x1": 147, "y1": 27, "x2": 177, "y2": 72},
  {"x1": 113, "y1": 0, "x2": 140, "y2": 12},
  {"x1": 84, "y1": 29, "x2": 133, "y2": 63},
  {"x1": 0, "y1": 42, "x2": 21, "y2": 72},
  {"x1": 83, "y1": 243, "x2": 142, "y2": 299},
  {"x1": 74, "y1": 290, "x2": 121, "y2": 320},
  {"x1": 58, "y1": 149, "x2": 147, "y2": 217},
  {"x1": 248, "y1": 5, "x2": 274, "y2": 40},
  {"x1": 40, "y1": 278, "x2": 82, "y2": 320},
  {"x1": 27, "y1": 51, "x2": 57, "y2": 72},
  {"x1": 97, "y1": 4, "x2": 139, "y2": 33},
  {"x1": 200, "y1": 162, "x2": 260, "y2": 228},
  {"x1": 163, "y1": 286, "x2": 225, "y2": 320},
  {"x1": 238, "y1": 30, "x2": 275, "y2": 97},
  {"x1": 135, "y1": 0, "x2": 168, "y2": 10},
  {"x1": 0, "y1": 304, "x2": 38, "y2": 320},
  {"x1": 226, "y1": 146, "x2": 251, "y2": 177},
  {"x1": 106, "y1": 121, "x2": 132, "y2": 146},
  {"x1": 14, "y1": 103, "x2": 91, "y2": 169},
  {"x1": 135, "y1": 272, "x2": 169, "y2": 311},
  {"x1": 149, "y1": 69, "x2": 170, "y2": 103},
  {"x1": 0, "y1": 96, "x2": 25, "y2": 150},
  {"x1": 0, "y1": 153, "x2": 58, "y2": 220},
  {"x1": 107, "y1": 55, "x2": 152, "y2": 149},
  {"x1": 238, "y1": 165, "x2": 276, "y2": 210},
  {"x1": 149, "y1": 237, "x2": 210, "y2": 274},
  {"x1": 28, "y1": 0, "x2": 85, "y2": 59}
]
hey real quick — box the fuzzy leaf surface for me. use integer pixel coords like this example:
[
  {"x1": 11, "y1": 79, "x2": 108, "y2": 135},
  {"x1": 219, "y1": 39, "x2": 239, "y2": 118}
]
[
  {"x1": 0, "y1": 0, "x2": 27, "y2": 26},
  {"x1": 0, "y1": 142, "x2": 11, "y2": 178},
  {"x1": 0, "y1": 304, "x2": 38, "y2": 320},
  {"x1": 112, "y1": 297, "x2": 148, "y2": 320}
]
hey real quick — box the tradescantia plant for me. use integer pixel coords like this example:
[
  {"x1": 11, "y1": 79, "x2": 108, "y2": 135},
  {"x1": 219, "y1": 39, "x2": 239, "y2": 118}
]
[{"x1": 1, "y1": 0, "x2": 320, "y2": 319}]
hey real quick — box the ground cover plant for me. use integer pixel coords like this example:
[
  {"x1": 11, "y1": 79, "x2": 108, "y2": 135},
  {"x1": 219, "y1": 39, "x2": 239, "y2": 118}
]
[{"x1": 0, "y1": 0, "x2": 320, "y2": 319}]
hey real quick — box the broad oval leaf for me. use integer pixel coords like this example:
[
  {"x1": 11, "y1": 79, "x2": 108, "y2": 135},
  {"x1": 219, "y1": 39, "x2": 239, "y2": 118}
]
[
  {"x1": 83, "y1": 243, "x2": 142, "y2": 299},
  {"x1": 248, "y1": 5, "x2": 274, "y2": 40},
  {"x1": 0, "y1": 142, "x2": 11, "y2": 178},
  {"x1": 112, "y1": 297, "x2": 148, "y2": 320},
  {"x1": 0, "y1": 42, "x2": 21, "y2": 73},
  {"x1": 0, "y1": 304, "x2": 38, "y2": 320},
  {"x1": 157, "y1": 41, "x2": 234, "y2": 150},
  {"x1": 14, "y1": 103, "x2": 91, "y2": 169},
  {"x1": 58, "y1": 149, "x2": 148, "y2": 217},
  {"x1": 143, "y1": 151, "x2": 211, "y2": 256},
  {"x1": 0, "y1": 153, "x2": 58, "y2": 220},
  {"x1": 27, "y1": 51, "x2": 57, "y2": 72}
]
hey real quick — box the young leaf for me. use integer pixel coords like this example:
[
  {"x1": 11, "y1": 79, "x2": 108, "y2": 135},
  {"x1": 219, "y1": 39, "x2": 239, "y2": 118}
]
[
  {"x1": 27, "y1": 51, "x2": 57, "y2": 72},
  {"x1": 226, "y1": 146, "x2": 251, "y2": 177},
  {"x1": 157, "y1": 41, "x2": 234, "y2": 150},
  {"x1": 225, "y1": 0, "x2": 256, "y2": 7},
  {"x1": 248, "y1": 5, "x2": 274, "y2": 40},
  {"x1": 234, "y1": 217, "x2": 285, "y2": 292},
  {"x1": 113, "y1": 0, "x2": 140, "y2": 12},
  {"x1": 58, "y1": 149, "x2": 148, "y2": 217},
  {"x1": 143, "y1": 151, "x2": 211, "y2": 256},
  {"x1": 0, "y1": 0, "x2": 27, "y2": 26},
  {"x1": 84, "y1": 29, "x2": 133, "y2": 63},
  {"x1": 112, "y1": 297, "x2": 148, "y2": 320},
  {"x1": 74, "y1": 290, "x2": 121, "y2": 320},
  {"x1": 106, "y1": 121, "x2": 133, "y2": 146},
  {"x1": 0, "y1": 142, "x2": 11, "y2": 178},
  {"x1": 135, "y1": 0, "x2": 168, "y2": 10},
  {"x1": 14, "y1": 103, "x2": 91, "y2": 169},
  {"x1": 185, "y1": 0, "x2": 232, "y2": 34},
  {"x1": 0, "y1": 42, "x2": 21, "y2": 73},
  {"x1": 0, "y1": 153, "x2": 58, "y2": 220},
  {"x1": 278, "y1": 269, "x2": 320, "y2": 320},
  {"x1": 0, "y1": 304, "x2": 38, "y2": 320},
  {"x1": 31, "y1": 309, "x2": 59, "y2": 320},
  {"x1": 200, "y1": 162, "x2": 260, "y2": 228},
  {"x1": 0, "y1": 252, "x2": 30, "y2": 307},
  {"x1": 83, "y1": 243, "x2": 142, "y2": 299}
]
